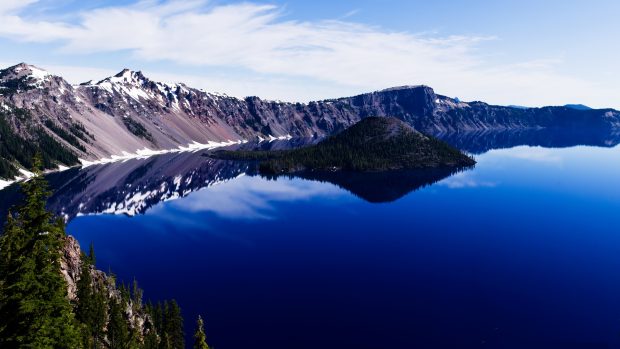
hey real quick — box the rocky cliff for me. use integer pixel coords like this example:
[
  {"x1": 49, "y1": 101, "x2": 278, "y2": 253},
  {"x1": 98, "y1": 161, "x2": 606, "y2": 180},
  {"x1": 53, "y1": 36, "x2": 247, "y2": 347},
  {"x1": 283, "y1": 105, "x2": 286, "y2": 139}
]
[{"x1": 61, "y1": 236, "x2": 150, "y2": 341}]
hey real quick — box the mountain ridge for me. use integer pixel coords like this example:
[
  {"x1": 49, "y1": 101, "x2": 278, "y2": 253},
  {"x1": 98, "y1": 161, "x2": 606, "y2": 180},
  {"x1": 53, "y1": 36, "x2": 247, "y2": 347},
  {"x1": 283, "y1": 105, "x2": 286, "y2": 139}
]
[{"x1": 1, "y1": 62, "x2": 619, "y2": 181}]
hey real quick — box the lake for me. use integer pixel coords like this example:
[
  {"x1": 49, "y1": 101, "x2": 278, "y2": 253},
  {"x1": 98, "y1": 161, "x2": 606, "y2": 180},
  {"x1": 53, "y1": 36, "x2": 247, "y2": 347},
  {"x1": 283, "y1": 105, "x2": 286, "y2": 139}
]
[{"x1": 2, "y1": 131, "x2": 620, "y2": 348}]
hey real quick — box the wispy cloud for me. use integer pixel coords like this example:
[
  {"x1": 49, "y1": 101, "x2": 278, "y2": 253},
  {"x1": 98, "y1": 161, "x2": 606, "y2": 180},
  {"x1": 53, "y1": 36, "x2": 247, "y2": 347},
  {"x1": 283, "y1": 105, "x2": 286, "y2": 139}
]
[
  {"x1": 170, "y1": 175, "x2": 344, "y2": 220},
  {"x1": 340, "y1": 8, "x2": 360, "y2": 19},
  {"x1": 438, "y1": 172, "x2": 497, "y2": 189},
  {"x1": 0, "y1": 0, "x2": 616, "y2": 107},
  {"x1": 487, "y1": 146, "x2": 564, "y2": 165}
]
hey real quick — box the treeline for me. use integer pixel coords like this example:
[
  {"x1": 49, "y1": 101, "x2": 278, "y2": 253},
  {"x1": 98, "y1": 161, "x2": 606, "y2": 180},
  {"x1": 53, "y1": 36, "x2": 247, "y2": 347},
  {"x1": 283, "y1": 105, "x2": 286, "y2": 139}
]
[
  {"x1": 213, "y1": 116, "x2": 476, "y2": 174},
  {"x1": 0, "y1": 107, "x2": 79, "y2": 179},
  {"x1": 0, "y1": 156, "x2": 210, "y2": 348},
  {"x1": 44, "y1": 119, "x2": 87, "y2": 152},
  {"x1": 123, "y1": 117, "x2": 155, "y2": 143}
]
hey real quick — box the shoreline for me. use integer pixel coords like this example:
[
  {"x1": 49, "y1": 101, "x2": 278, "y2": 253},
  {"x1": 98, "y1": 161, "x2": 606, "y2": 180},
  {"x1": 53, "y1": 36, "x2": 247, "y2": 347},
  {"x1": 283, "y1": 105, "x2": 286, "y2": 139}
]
[{"x1": 0, "y1": 134, "x2": 294, "y2": 191}]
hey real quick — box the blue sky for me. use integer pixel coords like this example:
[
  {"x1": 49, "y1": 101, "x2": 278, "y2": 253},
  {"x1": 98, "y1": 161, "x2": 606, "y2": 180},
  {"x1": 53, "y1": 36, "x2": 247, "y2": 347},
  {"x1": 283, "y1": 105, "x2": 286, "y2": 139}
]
[{"x1": 0, "y1": 0, "x2": 618, "y2": 108}]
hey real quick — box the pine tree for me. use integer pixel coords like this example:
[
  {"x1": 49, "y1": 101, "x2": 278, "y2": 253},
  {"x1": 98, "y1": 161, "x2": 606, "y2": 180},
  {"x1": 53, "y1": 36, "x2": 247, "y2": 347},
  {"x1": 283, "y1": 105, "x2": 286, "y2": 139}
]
[
  {"x1": 143, "y1": 306, "x2": 160, "y2": 349},
  {"x1": 0, "y1": 155, "x2": 82, "y2": 348},
  {"x1": 76, "y1": 249, "x2": 107, "y2": 348},
  {"x1": 89, "y1": 241, "x2": 96, "y2": 265},
  {"x1": 193, "y1": 315, "x2": 209, "y2": 349},
  {"x1": 108, "y1": 297, "x2": 130, "y2": 349},
  {"x1": 165, "y1": 300, "x2": 185, "y2": 349},
  {"x1": 76, "y1": 252, "x2": 96, "y2": 347}
]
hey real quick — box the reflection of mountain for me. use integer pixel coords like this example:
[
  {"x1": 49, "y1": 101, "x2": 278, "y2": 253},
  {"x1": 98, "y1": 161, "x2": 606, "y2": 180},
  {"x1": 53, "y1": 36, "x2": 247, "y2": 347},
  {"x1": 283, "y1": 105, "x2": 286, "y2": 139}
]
[
  {"x1": 436, "y1": 127, "x2": 620, "y2": 154},
  {"x1": 2, "y1": 126, "x2": 618, "y2": 221},
  {"x1": 270, "y1": 167, "x2": 471, "y2": 203},
  {"x1": 44, "y1": 153, "x2": 249, "y2": 220}
]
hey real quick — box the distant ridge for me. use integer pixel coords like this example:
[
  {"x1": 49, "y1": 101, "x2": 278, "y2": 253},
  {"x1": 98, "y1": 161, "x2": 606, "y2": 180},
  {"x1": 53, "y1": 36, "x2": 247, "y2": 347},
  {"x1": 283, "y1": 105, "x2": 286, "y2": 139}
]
[
  {"x1": 564, "y1": 104, "x2": 592, "y2": 110},
  {"x1": 0, "y1": 62, "x2": 619, "y2": 181}
]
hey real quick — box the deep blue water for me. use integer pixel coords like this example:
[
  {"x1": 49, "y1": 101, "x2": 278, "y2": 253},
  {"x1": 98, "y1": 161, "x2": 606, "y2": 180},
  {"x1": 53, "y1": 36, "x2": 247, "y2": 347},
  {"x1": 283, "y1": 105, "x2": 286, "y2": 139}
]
[{"x1": 53, "y1": 144, "x2": 620, "y2": 348}]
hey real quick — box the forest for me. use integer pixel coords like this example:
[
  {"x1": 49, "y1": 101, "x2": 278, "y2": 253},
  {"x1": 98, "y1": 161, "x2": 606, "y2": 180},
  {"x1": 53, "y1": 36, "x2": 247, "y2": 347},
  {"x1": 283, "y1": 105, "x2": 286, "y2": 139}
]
[{"x1": 0, "y1": 156, "x2": 210, "y2": 349}]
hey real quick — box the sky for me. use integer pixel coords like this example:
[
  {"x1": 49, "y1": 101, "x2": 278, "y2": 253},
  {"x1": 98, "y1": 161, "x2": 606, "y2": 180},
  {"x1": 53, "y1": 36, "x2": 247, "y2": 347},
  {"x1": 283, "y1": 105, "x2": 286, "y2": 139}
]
[{"x1": 0, "y1": 0, "x2": 618, "y2": 108}]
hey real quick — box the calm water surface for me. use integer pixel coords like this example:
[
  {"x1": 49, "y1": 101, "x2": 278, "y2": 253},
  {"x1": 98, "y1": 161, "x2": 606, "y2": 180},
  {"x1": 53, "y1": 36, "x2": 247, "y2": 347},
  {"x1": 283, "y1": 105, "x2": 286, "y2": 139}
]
[
  {"x1": 4, "y1": 136, "x2": 620, "y2": 348},
  {"x1": 57, "y1": 142, "x2": 620, "y2": 349}
]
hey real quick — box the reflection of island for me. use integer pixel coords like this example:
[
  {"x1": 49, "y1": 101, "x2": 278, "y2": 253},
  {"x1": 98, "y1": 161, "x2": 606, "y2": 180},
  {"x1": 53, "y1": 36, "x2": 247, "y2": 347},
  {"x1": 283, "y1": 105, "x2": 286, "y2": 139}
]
[
  {"x1": 262, "y1": 166, "x2": 471, "y2": 203},
  {"x1": 0, "y1": 146, "x2": 470, "y2": 225},
  {"x1": 2, "y1": 125, "x2": 618, "y2": 222},
  {"x1": 435, "y1": 127, "x2": 620, "y2": 154}
]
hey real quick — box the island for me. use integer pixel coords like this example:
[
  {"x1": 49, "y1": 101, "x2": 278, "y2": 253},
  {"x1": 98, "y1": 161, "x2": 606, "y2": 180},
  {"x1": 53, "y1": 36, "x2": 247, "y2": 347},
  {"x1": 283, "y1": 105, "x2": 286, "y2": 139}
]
[{"x1": 212, "y1": 117, "x2": 476, "y2": 174}]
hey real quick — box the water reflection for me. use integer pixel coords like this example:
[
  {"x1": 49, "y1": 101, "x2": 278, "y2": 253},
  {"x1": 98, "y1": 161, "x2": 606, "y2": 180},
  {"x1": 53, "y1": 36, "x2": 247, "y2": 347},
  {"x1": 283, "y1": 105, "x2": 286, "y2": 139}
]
[
  {"x1": 266, "y1": 167, "x2": 471, "y2": 203},
  {"x1": 435, "y1": 127, "x2": 620, "y2": 154},
  {"x1": 1, "y1": 127, "x2": 619, "y2": 222}
]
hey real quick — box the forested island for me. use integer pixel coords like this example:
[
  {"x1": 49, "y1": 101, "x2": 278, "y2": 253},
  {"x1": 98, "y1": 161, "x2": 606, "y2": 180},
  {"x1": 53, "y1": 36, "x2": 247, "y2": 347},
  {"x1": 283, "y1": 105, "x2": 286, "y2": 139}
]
[
  {"x1": 0, "y1": 156, "x2": 210, "y2": 349},
  {"x1": 213, "y1": 117, "x2": 476, "y2": 174}
]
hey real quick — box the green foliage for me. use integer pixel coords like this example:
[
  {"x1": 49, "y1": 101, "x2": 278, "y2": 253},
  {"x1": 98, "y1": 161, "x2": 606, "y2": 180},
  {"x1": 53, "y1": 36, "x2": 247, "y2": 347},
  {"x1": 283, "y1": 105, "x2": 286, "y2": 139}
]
[
  {"x1": 108, "y1": 297, "x2": 130, "y2": 349},
  {"x1": 123, "y1": 117, "x2": 154, "y2": 143},
  {"x1": 215, "y1": 117, "x2": 476, "y2": 174},
  {"x1": 0, "y1": 155, "x2": 82, "y2": 348},
  {"x1": 145, "y1": 300, "x2": 185, "y2": 349},
  {"x1": 69, "y1": 121, "x2": 95, "y2": 142},
  {"x1": 0, "y1": 109, "x2": 79, "y2": 178},
  {"x1": 44, "y1": 119, "x2": 87, "y2": 152},
  {"x1": 166, "y1": 300, "x2": 185, "y2": 349},
  {"x1": 193, "y1": 315, "x2": 209, "y2": 349},
  {"x1": 0, "y1": 156, "x2": 192, "y2": 348},
  {"x1": 75, "y1": 248, "x2": 107, "y2": 349}
]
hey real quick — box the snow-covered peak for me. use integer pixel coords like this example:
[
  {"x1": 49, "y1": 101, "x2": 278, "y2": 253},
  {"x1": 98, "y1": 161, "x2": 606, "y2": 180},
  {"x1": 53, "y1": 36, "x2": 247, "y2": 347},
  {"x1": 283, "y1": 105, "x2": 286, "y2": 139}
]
[
  {"x1": 1, "y1": 63, "x2": 52, "y2": 82},
  {"x1": 88, "y1": 69, "x2": 170, "y2": 102},
  {"x1": 95, "y1": 68, "x2": 149, "y2": 88},
  {"x1": 110, "y1": 68, "x2": 145, "y2": 84}
]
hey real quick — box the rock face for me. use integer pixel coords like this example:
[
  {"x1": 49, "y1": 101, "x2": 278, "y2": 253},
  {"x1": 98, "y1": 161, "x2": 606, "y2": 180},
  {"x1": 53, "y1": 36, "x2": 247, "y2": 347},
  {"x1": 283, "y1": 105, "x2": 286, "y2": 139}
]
[
  {"x1": 61, "y1": 235, "x2": 150, "y2": 340},
  {"x1": 1, "y1": 62, "x2": 619, "y2": 178}
]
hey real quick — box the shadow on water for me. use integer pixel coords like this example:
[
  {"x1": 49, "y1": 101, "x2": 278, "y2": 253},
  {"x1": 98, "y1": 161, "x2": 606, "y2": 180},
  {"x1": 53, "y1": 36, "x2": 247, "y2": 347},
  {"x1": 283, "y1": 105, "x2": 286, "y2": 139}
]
[{"x1": 261, "y1": 166, "x2": 472, "y2": 203}]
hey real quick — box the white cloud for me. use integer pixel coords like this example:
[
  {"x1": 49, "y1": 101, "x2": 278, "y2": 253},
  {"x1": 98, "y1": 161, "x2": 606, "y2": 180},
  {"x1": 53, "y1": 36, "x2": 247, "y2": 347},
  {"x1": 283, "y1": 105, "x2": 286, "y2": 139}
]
[
  {"x1": 0, "y1": 0, "x2": 38, "y2": 14},
  {"x1": 170, "y1": 175, "x2": 343, "y2": 220},
  {"x1": 438, "y1": 171, "x2": 497, "y2": 189},
  {"x1": 485, "y1": 146, "x2": 564, "y2": 165},
  {"x1": 0, "y1": 0, "x2": 617, "y2": 108}
]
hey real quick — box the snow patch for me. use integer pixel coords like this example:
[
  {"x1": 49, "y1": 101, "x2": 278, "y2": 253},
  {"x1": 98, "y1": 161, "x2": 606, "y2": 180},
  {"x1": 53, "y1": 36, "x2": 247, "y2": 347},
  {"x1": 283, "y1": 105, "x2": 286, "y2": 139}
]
[
  {"x1": 18, "y1": 169, "x2": 35, "y2": 178},
  {"x1": 28, "y1": 66, "x2": 51, "y2": 81},
  {"x1": 79, "y1": 139, "x2": 246, "y2": 168},
  {"x1": 0, "y1": 179, "x2": 14, "y2": 191}
]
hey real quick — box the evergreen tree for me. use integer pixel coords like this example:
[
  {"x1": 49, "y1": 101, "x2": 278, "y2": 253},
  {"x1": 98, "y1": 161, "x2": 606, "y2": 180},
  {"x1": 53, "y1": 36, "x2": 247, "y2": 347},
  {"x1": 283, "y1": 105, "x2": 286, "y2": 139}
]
[
  {"x1": 0, "y1": 155, "x2": 82, "y2": 348},
  {"x1": 132, "y1": 278, "x2": 144, "y2": 314},
  {"x1": 76, "y1": 250, "x2": 107, "y2": 348},
  {"x1": 108, "y1": 297, "x2": 130, "y2": 349},
  {"x1": 88, "y1": 241, "x2": 96, "y2": 265},
  {"x1": 193, "y1": 315, "x2": 209, "y2": 349},
  {"x1": 165, "y1": 300, "x2": 185, "y2": 349},
  {"x1": 143, "y1": 305, "x2": 160, "y2": 349},
  {"x1": 76, "y1": 252, "x2": 96, "y2": 348},
  {"x1": 0, "y1": 154, "x2": 194, "y2": 349}
]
